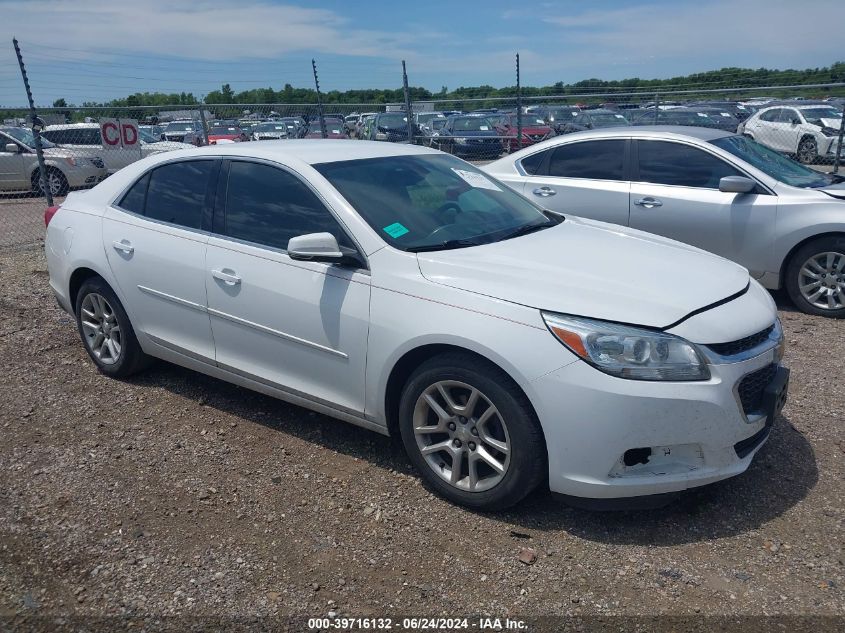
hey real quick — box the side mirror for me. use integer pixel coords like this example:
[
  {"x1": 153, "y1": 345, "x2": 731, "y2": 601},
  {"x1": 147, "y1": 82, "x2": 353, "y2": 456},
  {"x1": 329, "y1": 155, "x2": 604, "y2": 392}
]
[
  {"x1": 719, "y1": 175, "x2": 757, "y2": 194},
  {"x1": 4, "y1": 143, "x2": 19, "y2": 153},
  {"x1": 287, "y1": 232, "x2": 344, "y2": 262},
  {"x1": 790, "y1": 118, "x2": 801, "y2": 125}
]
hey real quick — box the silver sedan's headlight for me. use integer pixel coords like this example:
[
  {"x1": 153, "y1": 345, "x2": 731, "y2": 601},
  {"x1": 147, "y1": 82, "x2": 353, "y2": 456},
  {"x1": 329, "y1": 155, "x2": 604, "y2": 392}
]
[{"x1": 542, "y1": 312, "x2": 710, "y2": 381}]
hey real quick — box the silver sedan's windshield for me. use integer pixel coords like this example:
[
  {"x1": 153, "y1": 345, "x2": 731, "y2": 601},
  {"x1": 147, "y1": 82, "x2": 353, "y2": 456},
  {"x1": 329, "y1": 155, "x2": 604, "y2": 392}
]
[
  {"x1": 315, "y1": 154, "x2": 554, "y2": 251},
  {"x1": 2, "y1": 127, "x2": 55, "y2": 148},
  {"x1": 711, "y1": 135, "x2": 839, "y2": 188}
]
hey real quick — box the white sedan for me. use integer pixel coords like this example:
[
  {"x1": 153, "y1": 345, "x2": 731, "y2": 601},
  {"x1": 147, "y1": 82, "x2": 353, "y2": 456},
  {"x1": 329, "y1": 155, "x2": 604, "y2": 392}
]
[{"x1": 45, "y1": 141, "x2": 788, "y2": 510}]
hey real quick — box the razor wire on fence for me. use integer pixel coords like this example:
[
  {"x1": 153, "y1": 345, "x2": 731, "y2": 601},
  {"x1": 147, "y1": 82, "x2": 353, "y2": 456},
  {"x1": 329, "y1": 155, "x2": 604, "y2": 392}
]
[{"x1": 2, "y1": 38, "x2": 844, "y2": 249}]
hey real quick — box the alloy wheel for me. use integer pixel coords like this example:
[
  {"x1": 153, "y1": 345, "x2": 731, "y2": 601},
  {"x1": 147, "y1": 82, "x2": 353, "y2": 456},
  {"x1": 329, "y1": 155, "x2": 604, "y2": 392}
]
[
  {"x1": 797, "y1": 138, "x2": 818, "y2": 164},
  {"x1": 80, "y1": 293, "x2": 122, "y2": 365},
  {"x1": 412, "y1": 380, "x2": 511, "y2": 492},
  {"x1": 798, "y1": 251, "x2": 845, "y2": 310}
]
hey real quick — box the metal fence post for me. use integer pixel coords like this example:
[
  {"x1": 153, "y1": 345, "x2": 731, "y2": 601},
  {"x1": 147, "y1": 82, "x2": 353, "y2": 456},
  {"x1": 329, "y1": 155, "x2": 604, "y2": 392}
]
[
  {"x1": 516, "y1": 53, "x2": 523, "y2": 150},
  {"x1": 312, "y1": 59, "x2": 327, "y2": 139},
  {"x1": 12, "y1": 37, "x2": 52, "y2": 206},
  {"x1": 833, "y1": 109, "x2": 845, "y2": 174},
  {"x1": 402, "y1": 61, "x2": 414, "y2": 144},
  {"x1": 198, "y1": 107, "x2": 210, "y2": 145},
  {"x1": 653, "y1": 91, "x2": 659, "y2": 124}
]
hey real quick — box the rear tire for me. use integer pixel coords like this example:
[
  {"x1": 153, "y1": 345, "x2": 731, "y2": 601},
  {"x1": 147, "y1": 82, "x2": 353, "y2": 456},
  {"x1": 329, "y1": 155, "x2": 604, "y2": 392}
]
[
  {"x1": 74, "y1": 277, "x2": 153, "y2": 377},
  {"x1": 397, "y1": 352, "x2": 547, "y2": 510},
  {"x1": 785, "y1": 235, "x2": 845, "y2": 318}
]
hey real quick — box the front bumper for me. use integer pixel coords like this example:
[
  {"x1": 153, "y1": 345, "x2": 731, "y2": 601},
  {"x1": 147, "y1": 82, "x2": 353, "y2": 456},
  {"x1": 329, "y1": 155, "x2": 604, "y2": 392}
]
[
  {"x1": 532, "y1": 341, "x2": 787, "y2": 500},
  {"x1": 65, "y1": 165, "x2": 109, "y2": 188}
]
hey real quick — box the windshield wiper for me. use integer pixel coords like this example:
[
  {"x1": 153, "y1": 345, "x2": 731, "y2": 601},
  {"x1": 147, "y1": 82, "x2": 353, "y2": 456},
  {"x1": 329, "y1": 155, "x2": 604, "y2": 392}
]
[
  {"x1": 495, "y1": 220, "x2": 555, "y2": 242},
  {"x1": 406, "y1": 238, "x2": 484, "y2": 253}
]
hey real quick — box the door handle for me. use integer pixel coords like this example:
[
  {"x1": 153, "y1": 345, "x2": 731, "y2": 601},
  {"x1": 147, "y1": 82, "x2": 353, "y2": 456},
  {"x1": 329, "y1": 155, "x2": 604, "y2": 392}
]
[
  {"x1": 112, "y1": 240, "x2": 134, "y2": 254},
  {"x1": 532, "y1": 186, "x2": 557, "y2": 197},
  {"x1": 211, "y1": 269, "x2": 241, "y2": 285},
  {"x1": 634, "y1": 197, "x2": 663, "y2": 208}
]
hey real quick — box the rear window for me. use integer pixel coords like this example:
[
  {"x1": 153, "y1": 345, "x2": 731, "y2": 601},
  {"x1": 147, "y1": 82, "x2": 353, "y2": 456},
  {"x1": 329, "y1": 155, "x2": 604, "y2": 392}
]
[{"x1": 143, "y1": 160, "x2": 214, "y2": 228}]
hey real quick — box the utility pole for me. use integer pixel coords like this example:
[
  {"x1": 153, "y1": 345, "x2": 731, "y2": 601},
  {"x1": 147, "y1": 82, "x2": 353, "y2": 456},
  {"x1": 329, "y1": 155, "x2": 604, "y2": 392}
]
[
  {"x1": 13, "y1": 37, "x2": 52, "y2": 205},
  {"x1": 312, "y1": 59, "x2": 327, "y2": 139}
]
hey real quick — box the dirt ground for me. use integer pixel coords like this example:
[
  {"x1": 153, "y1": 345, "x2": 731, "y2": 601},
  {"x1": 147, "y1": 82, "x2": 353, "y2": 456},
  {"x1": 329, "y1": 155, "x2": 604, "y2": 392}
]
[{"x1": 1, "y1": 245, "x2": 843, "y2": 632}]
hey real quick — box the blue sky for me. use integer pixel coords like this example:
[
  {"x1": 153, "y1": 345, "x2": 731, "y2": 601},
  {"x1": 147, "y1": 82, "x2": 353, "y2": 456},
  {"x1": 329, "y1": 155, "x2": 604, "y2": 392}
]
[{"x1": 0, "y1": 0, "x2": 839, "y2": 106}]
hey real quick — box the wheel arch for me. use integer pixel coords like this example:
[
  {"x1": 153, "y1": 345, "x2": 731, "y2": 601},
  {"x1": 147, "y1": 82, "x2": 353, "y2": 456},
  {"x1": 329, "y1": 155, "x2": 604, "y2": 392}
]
[
  {"x1": 382, "y1": 342, "x2": 543, "y2": 442},
  {"x1": 69, "y1": 266, "x2": 107, "y2": 307},
  {"x1": 780, "y1": 231, "x2": 845, "y2": 288}
]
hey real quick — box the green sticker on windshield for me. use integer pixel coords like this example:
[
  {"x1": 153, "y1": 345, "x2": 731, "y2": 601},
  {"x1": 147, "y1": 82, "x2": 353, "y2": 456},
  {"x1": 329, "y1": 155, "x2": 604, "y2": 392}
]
[{"x1": 383, "y1": 222, "x2": 409, "y2": 239}]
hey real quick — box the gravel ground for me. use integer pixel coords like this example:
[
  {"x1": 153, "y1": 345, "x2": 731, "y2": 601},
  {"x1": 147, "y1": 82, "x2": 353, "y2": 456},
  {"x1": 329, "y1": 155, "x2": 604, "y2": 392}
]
[{"x1": 1, "y1": 245, "x2": 843, "y2": 631}]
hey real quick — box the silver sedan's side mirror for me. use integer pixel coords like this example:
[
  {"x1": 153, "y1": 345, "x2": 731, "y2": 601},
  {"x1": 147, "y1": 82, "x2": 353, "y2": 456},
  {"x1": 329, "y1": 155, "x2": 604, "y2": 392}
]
[
  {"x1": 287, "y1": 232, "x2": 344, "y2": 262},
  {"x1": 719, "y1": 175, "x2": 757, "y2": 194},
  {"x1": 4, "y1": 143, "x2": 19, "y2": 154}
]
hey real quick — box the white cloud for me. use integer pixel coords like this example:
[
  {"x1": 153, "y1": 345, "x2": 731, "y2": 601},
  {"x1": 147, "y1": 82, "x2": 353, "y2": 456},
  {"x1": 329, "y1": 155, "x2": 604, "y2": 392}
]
[
  {"x1": 542, "y1": 0, "x2": 839, "y2": 63},
  {"x1": 3, "y1": 0, "x2": 419, "y2": 60}
]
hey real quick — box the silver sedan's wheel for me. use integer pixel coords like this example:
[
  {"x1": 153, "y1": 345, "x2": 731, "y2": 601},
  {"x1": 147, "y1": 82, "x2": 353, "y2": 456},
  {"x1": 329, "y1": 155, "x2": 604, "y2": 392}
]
[
  {"x1": 412, "y1": 380, "x2": 511, "y2": 492},
  {"x1": 79, "y1": 292, "x2": 122, "y2": 365},
  {"x1": 798, "y1": 251, "x2": 845, "y2": 311}
]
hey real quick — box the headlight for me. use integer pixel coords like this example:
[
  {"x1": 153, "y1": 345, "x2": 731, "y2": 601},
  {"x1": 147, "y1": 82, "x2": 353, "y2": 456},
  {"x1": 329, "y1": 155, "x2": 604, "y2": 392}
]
[
  {"x1": 542, "y1": 312, "x2": 710, "y2": 381},
  {"x1": 375, "y1": 132, "x2": 388, "y2": 140},
  {"x1": 63, "y1": 157, "x2": 77, "y2": 167},
  {"x1": 821, "y1": 126, "x2": 840, "y2": 137},
  {"x1": 455, "y1": 137, "x2": 468, "y2": 143}
]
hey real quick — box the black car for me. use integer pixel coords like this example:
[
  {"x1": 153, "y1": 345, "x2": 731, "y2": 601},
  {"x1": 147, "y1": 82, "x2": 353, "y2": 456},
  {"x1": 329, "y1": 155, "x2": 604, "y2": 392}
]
[
  {"x1": 432, "y1": 116, "x2": 502, "y2": 158},
  {"x1": 631, "y1": 107, "x2": 736, "y2": 132},
  {"x1": 557, "y1": 109, "x2": 632, "y2": 134},
  {"x1": 367, "y1": 112, "x2": 412, "y2": 143},
  {"x1": 530, "y1": 105, "x2": 581, "y2": 133},
  {"x1": 686, "y1": 101, "x2": 755, "y2": 122}
]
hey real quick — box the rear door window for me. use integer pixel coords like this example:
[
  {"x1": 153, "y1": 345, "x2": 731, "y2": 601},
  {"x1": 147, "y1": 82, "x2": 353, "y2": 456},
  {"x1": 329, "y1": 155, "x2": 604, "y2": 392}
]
[
  {"x1": 547, "y1": 140, "x2": 626, "y2": 180},
  {"x1": 144, "y1": 160, "x2": 215, "y2": 229}
]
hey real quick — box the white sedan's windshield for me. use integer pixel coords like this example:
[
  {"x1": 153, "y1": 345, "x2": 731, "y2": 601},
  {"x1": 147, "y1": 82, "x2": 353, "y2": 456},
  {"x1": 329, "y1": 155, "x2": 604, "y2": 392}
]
[{"x1": 315, "y1": 154, "x2": 553, "y2": 251}]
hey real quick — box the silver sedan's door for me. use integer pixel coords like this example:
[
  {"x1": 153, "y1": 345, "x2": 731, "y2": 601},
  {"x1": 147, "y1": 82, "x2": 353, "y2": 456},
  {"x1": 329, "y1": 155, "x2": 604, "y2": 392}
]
[
  {"x1": 0, "y1": 136, "x2": 28, "y2": 190},
  {"x1": 516, "y1": 138, "x2": 631, "y2": 226},
  {"x1": 629, "y1": 140, "x2": 777, "y2": 278}
]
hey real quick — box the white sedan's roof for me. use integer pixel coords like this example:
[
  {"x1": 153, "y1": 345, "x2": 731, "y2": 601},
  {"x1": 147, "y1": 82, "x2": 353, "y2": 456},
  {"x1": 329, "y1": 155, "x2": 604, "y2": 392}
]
[{"x1": 182, "y1": 139, "x2": 440, "y2": 165}]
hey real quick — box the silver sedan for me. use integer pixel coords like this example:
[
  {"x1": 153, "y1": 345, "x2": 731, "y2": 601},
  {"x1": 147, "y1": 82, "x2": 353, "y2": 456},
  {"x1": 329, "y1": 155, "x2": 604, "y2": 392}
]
[{"x1": 483, "y1": 126, "x2": 845, "y2": 318}]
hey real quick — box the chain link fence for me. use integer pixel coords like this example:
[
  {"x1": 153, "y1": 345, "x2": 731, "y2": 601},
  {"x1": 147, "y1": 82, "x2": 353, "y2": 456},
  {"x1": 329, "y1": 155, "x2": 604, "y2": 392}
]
[{"x1": 2, "y1": 84, "x2": 843, "y2": 249}]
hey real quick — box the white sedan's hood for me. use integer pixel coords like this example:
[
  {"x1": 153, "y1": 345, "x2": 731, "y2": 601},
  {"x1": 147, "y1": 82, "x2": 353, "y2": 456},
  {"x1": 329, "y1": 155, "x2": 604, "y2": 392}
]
[{"x1": 416, "y1": 217, "x2": 750, "y2": 329}]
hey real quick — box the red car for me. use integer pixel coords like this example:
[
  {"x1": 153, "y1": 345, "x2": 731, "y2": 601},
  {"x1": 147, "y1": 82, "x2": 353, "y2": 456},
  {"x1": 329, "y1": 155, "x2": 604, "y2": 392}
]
[
  {"x1": 207, "y1": 125, "x2": 247, "y2": 144},
  {"x1": 492, "y1": 114, "x2": 552, "y2": 152}
]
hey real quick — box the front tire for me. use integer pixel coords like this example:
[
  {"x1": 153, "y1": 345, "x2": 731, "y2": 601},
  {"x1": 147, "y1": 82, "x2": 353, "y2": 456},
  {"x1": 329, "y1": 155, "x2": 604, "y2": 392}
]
[
  {"x1": 31, "y1": 167, "x2": 69, "y2": 197},
  {"x1": 75, "y1": 277, "x2": 152, "y2": 376},
  {"x1": 796, "y1": 136, "x2": 818, "y2": 165},
  {"x1": 785, "y1": 235, "x2": 845, "y2": 318},
  {"x1": 397, "y1": 352, "x2": 546, "y2": 510}
]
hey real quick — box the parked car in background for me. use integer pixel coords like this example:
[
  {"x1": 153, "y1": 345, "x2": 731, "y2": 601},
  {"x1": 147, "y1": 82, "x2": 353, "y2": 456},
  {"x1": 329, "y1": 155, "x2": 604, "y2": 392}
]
[
  {"x1": 432, "y1": 115, "x2": 502, "y2": 158},
  {"x1": 557, "y1": 109, "x2": 631, "y2": 134},
  {"x1": 207, "y1": 125, "x2": 247, "y2": 144},
  {"x1": 530, "y1": 105, "x2": 581, "y2": 134},
  {"x1": 484, "y1": 126, "x2": 845, "y2": 317},
  {"x1": 140, "y1": 124, "x2": 166, "y2": 141},
  {"x1": 42, "y1": 123, "x2": 192, "y2": 173},
  {"x1": 426, "y1": 117, "x2": 449, "y2": 147},
  {"x1": 252, "y1": 122, "x2": 289, "y2": 141},
  {"x1": 741, "y1": 104, "x2": 845, "y2": 164},
  {"x1": 305, "y1": 122, "x2": 347, "y2": 139},
  {"x1": 631, "y1": 108, "x2": 737, "y2": 132},
  {"x1": 162, "y1": 121, "x2": 205, "y2": 143},
  {"x1": 414, "y1": 112, "x2": 447, "y2": 141},
  {"x1": 687, "y1": 101, "x2": 755, "y2": 122},
  {"x1": 366, "y1": 112, "x2": 411, "y2": 143},
  {"x1": 45, "y1": 140, "x2": 786, "y2": 510},
  {"x1": 491, "y1": 113, "x2": 552, "y2": 153},
  {"x1": 0, "y1": 126, "x2": 107, "y2": 195}
]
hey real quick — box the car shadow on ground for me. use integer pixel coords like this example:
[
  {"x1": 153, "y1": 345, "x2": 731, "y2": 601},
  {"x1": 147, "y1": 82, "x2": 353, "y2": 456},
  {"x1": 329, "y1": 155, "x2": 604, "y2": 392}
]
[{"x1": 131, "y1": 361, "x2": 818, "y2": 547}]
